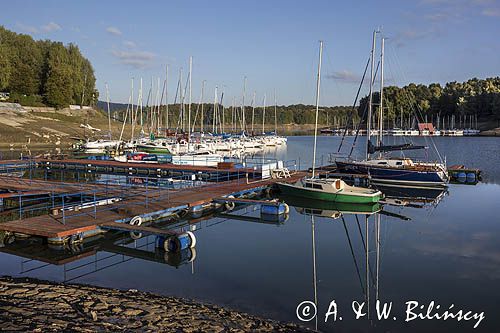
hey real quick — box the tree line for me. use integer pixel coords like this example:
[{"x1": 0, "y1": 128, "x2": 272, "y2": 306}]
[
  {"x1": 0, "y1": 26, "x2": 97, "y2": 108},
  {"x1": 359, "y1": 77, "x2": 500, "y2": 125},
  {"x1": 109, "y1": 102, "x2": 359, "y2": 129}
]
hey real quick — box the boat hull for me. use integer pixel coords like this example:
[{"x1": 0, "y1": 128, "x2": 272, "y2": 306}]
[
  {"x1": 336, "y1": 161, "x2": 447, "y2": 188},
  {"x1": 278, "y1": 194, "x2": 381, "y2": 214},
  {"x1": 277, "y1": 182, "x2": 380, "y2": 204},
  {"x1": 136, "y1": 145, "x2": 171, "y2": 154}
]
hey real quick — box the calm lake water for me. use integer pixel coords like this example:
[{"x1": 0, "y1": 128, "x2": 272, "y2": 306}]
[{"x1": 1, "y1": 136, "x2": 500, "y2": 332}]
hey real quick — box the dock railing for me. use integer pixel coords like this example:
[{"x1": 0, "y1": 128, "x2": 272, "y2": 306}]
[{"x1": 3, "y1": 163, "x2": 253, "y2": 226}]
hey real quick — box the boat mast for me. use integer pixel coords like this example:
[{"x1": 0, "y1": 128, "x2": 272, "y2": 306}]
[
  {"x1": 139, "y1": 78, "x2": 143, "y2": 134},
  {"x1": 213, "y1": 86, "x2": 218, "y2": 134},
  {"x1": 262, "y1": 94, "x2": 266, "y2": 135},
  {"x1": 311, "y1": 40, "x2": 323, "y2": 179},
  {"x1": 231, "y1": 97, "x2": 235, "y2": 133},
  {"x1": 131, "y1": 78, "x2": 135, "y2": 140},
  {"x1": 119, "y1": 79, "x2": 133, "y2": 143},
  {"x1": 242, "y1": 76, "x2": 247, "y2": 133},
  {"x1": 378, "y1": 37, "x2": 385, "y2": 148},
  {"x1": 220, "y1": 88, "x2": 225, "y2": 134},
  {"x1": 251, "y1": 91, "x2": 256, "y2": 134},
  {"x1": 179, "y1": 68, "x2": 184, "y2": 132},
  {"x1": 165, "y1": 65, "x2": 169, "y2": 132},
  {"x1": 105, "y1": 82, "x2": 112, "y2": 139},
  {"x1": 200, "y1": 80, "x2": 205, "y2": 133},
  {"x1": 366, "y1": 30, "x2": 378, "y2": 160},
  {"x1": 156, "y1": 77, "x2": 161, "y2": 135},
  {"x1": 274, "y1": 88, "x2": 278, "y2": 135},
  {"x1": 188, "y1": 56, "x2": 192, "y2": 150}
]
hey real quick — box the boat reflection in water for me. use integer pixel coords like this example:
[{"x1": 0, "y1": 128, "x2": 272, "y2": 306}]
[
  {"x1": 284, "y1": 184, "x2": 448, "y2": 331},
  {"x1": 376, "y1": 185, "x2": 448, "y2": 208},
  {"x1": 278, "y1": 194, "x2": 381, "y2": 219}
]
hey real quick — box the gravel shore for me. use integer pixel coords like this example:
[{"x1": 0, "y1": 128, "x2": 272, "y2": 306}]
[{"x1": 0, "y1": 276, "x2": 310, "y2": 332}]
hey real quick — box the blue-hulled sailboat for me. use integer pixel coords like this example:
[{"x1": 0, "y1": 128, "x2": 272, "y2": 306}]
[{"x1": 335, "y1": 31, "x2": 448, "y2": 189}]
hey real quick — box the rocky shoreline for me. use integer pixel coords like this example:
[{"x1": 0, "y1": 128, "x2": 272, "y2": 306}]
[{"x1": 0, "y1": 276, "x2": 310, "y2": 332}]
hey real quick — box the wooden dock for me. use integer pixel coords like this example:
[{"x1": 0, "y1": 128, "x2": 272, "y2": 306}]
[{"x1": 0, "y1": 171, "x2": 306, "y2": 241}]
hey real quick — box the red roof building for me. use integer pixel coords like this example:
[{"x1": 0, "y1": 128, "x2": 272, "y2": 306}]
[{"x1": 418, "y1": 123, "x2": 435, "y2": 133}]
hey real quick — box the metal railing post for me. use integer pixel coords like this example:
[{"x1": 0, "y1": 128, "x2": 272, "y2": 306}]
[
  {"x1": 146, "y1": 178, "x2": 149, "y2": 208},
  {"x1": 62, "y1": 194, "x2": 66, "y2": 225},
  {"x1": 93, "y1": 190, "x2": 97, "y2": 218},
  {"x1": 18, "y1": 194, "x2": 22, "y2": 220}
]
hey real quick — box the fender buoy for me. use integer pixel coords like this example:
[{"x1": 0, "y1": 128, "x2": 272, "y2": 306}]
[
  {"x1": 283, "y1": 203, "x2": 290, "y2": 214},
  {"x1": 129, "y1": 216, "x2": 143, "y2": 239},
  {"x1": 164, "y1": 231, "x2": 196, "y2": 252},
  {"x1": 69, "y1": 233, "x2": 83, "y2": 245},
  {"x1": 5, "y1": 233, "x2": 15, "y2": 245},
  {"x1": 130, "y1": 216, "x2": 143, "y2": 226},
  {"x1": 224, "y1": 195, "x2": 235, "y2": 211},
  {"x1": 130, "y1": 231, "x2": 143, "y2": 240}
]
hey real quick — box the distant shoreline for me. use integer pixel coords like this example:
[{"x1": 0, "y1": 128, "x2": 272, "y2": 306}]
[{"x1": 0, "y1": 128, "x2": 499, "y2": 149}]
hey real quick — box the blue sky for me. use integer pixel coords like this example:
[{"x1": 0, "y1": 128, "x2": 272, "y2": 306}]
[{"x1": 1, "y1": 0, "x2": 499, "y2": 106}]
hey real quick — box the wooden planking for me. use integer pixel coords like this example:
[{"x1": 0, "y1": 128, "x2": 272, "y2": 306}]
[
  {"x1": 0, "y1": 172, "x2": 307, "y2": 238},
  {"x1": 101, "y1": 222, "x2": 178, "y2": 237},
  {"x1": 35, "y1": 158, "x2": 255, "y2": 174}
]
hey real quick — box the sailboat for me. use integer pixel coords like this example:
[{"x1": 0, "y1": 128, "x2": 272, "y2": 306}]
[
  {"x1": 278, "y1": 41, "x2": 382, "y2": 204},
  {"x1": 335, "y1": 32, "x2": 448, "y2": 188},
  {"x1": 83, "y1": 83, "x2": 122, "y2": 151}
]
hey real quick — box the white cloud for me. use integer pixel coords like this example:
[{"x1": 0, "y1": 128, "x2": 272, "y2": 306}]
[
  {"x1": 111, "y1": 49, "x2": 156, "y2": 69},
  {"x1": 123, "y1": 40, "x2": 136, "y2": 48},
  {"x1": 326, "y1": 70, "x2": 361, "y2": 83},
  {"x1": 41, "y1": 22, "x2": 62, "y2": 32},
  {"x1": 16, "y1": 22, "x2": 39, "y2": 34},
  {"x1": 482, "y1": 7, "x2": 500, "y2": 16},
  {"x1": 106, "y1": 26, "x2": 122, "y2": 36}
]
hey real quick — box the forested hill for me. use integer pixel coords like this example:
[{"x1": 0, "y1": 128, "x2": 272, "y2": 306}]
[
  {"x1": 0, "y1": 26, "x2": 97, "y2": 108},
  {"x1": 359, "y1": 77, "x2": 500, "y2": 123}
]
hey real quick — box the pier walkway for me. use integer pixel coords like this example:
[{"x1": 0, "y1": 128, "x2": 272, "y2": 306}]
[{"x1": 0, "y1": 170, "x2": 305, "y2": 241}]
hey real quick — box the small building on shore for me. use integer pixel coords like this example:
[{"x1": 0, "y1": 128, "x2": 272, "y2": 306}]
[{"x1": 418, "y1": 123, "x2": 435, "y2": 136}]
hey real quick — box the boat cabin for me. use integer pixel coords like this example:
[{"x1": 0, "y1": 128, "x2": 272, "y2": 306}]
[
  {"x1": 303, "y1": 179, "x2": 344, "y2": 192},
  {"x1": 364, "y1": 158, "x2": 415, "y2": 168}
]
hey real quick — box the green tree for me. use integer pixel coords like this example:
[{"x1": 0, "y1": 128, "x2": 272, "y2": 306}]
[{"x1": 0, "y1": 44, "x2": 10, "y2": 90}]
